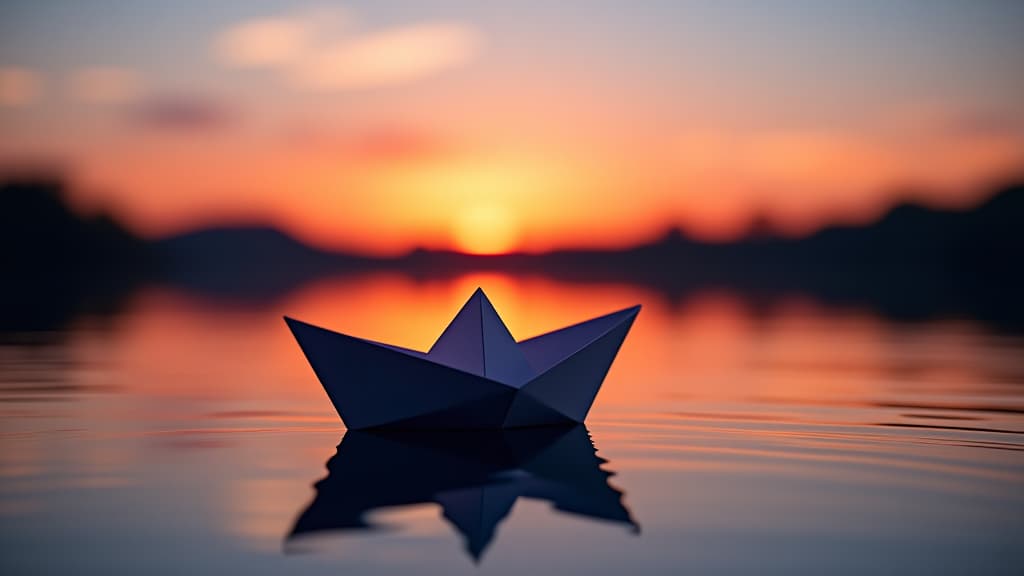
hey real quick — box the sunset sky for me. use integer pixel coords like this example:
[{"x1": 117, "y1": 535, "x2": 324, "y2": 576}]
[{"x1": 1, "y1": 1, "x2": 1022, "y2": 254}]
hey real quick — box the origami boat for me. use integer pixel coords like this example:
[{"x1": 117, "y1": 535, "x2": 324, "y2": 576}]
[{"x1": 285, "y1": 288, "x2": 639, "y2": 429}]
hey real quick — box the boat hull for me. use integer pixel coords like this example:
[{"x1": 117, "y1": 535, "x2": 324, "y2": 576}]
[{"x1": 284, "y1": 292, "x2": 639, "y2": 430}]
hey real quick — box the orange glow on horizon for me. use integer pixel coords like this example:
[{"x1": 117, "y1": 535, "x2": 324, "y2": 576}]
[{"x1": 56, "y1": 125, "x2": 1023, "y2": 257}]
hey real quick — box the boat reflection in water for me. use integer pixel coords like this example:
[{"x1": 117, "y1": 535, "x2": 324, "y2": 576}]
[{"x1": 287, "y1": 424, "x2": 638, "y2": 561}]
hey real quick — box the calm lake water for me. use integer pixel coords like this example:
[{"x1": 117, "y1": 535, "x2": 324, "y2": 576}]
[{"x1": 2, "y1": 274, "x2": 1023, "y2": 575}]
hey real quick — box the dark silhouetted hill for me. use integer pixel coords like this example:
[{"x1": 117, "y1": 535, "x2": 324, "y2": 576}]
[
  {"x1": 153, "y1": 226, "x2": 379, "y2": 299},
  {"x1": 3, "y1": 176, "x2": 1023, "y2": 330},
  {"x1": 405, "y1": 183, "x2": 1024, "y2": 327},
  {"x1": 0, "y1": 179, "x2": 150, "y2": 330},
  {"x1": 394, "y1": 183, "x2": 1024, "y2": 328}
]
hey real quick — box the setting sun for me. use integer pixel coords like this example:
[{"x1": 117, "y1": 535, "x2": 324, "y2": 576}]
[{"x1": 453, "y1": 203, "x2": 518, "y2": 254}]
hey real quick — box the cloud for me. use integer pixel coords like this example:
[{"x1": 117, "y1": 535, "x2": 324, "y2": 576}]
[
  {"x1": 69, "y1": 67, "x2": 142, "y2": 104},
  {"x1": 293, "y1": 22, "x2": 480, "y2": 90},
  {"x1": 212, "y1": 6, "x2": 481, "y2": 91},
  {"x1": 129, "y1": 95, "x2": 236, "y2": 131},
  {"x1": 215, "y1": 18, "x2": 312, "y2": 69},
  {"x1": 0, "y1": 67, "x2": 40, "y2": 107}
]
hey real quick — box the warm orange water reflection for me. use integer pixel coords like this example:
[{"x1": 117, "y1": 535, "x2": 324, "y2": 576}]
[
  {"x1": 87, "y1": 273, "x2": 1024, "y2": 423},
  {"x1": 1, "y1": 273, "x2": 1023, "y2": 574}
]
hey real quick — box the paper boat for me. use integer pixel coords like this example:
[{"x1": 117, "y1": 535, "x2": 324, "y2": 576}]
[{"x1": 284, "y1": 288, "x2": 639, "y2": 429}]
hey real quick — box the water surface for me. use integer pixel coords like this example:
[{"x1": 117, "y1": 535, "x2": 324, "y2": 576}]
[{"x1": 2, "y1": 274, "x2": 1022, "y2": 574}]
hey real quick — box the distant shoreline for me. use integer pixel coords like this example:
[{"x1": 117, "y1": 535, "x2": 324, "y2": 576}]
[{"x1": 3, "y1": 178, "x2": 1023, "y2": 331}]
